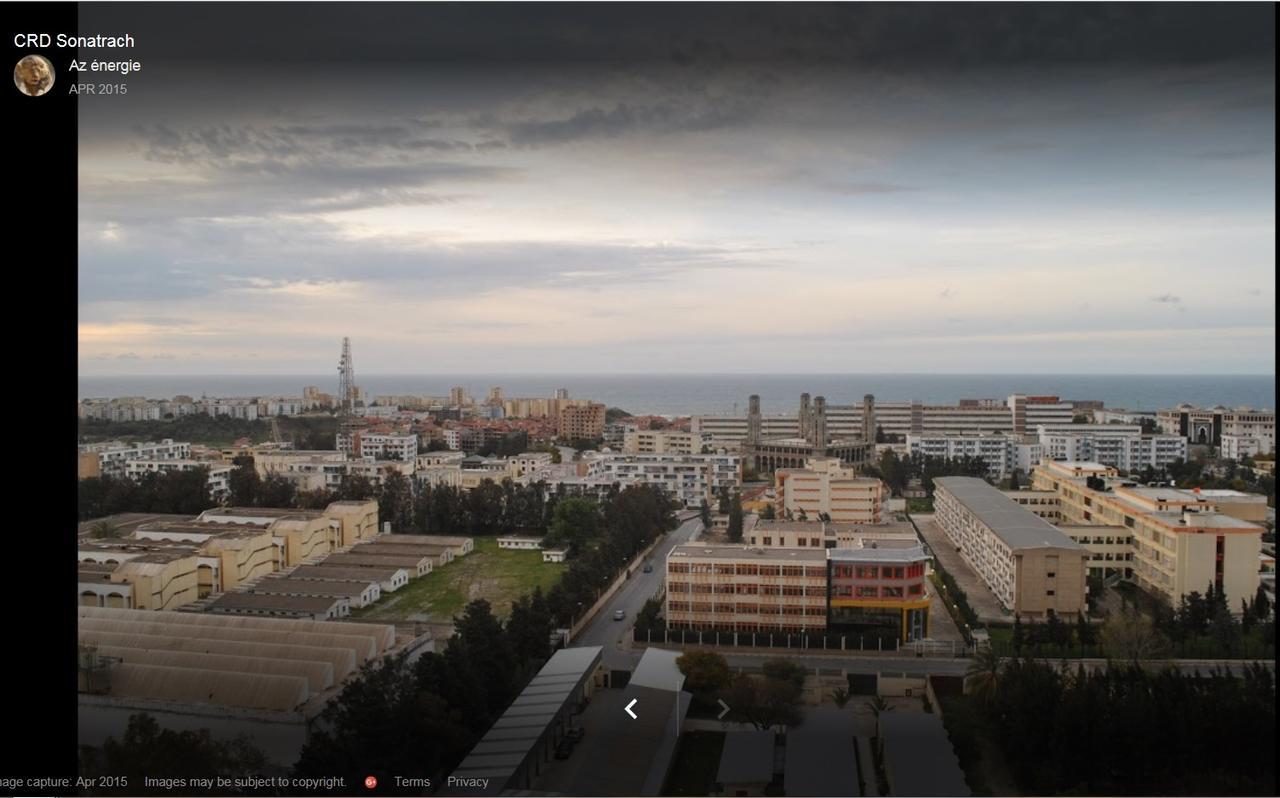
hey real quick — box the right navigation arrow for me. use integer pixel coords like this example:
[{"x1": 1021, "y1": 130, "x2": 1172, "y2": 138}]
[{"x1": 717, "y1": 699, "x2": 731, "y2": 720}]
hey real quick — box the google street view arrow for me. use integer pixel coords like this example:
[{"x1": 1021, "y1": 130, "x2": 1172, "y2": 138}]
[
  {"x1": 717, "y1": 699, "x2": 731, "y2": 720},
  {"x1": 624, "y1": 699, "x2": 638, "y2": 719}
]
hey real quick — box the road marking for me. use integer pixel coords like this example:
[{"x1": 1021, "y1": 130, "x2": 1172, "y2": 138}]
[{"x1": 624, "y1": 698, "x2": 638, "y2": 719}]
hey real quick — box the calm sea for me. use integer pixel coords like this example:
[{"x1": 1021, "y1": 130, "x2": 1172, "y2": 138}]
[{"x1": 77, "y1": 374, "x2": 1276, "y2": 416}]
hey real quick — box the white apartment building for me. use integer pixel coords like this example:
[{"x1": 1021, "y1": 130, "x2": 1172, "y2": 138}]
[
  {"x1": 1093, "y1": 409, "x2": 1157, "y2": 425},
  {"x1": 775, "y1": 457, "x2": 886, "y2": 523},
  {"x1": 1221, "y1": 434, "x2": 1267, "y2": 461},
  {"x1": 123, "y1": 460, "x2": 233, "y2": 502},
  {"x1": 261, "y1": 398, "x2": 306, "y2": 416},
  {"x1": 78, "y1": 398, "x2": 164, "y2": 422},
  {"x1": 906, "y1": 433, "x2": 1035, "y2": 480},
  {"x1": 602, "y1": 422, "x2": 634, "y2": 449},
  {"x1": 337, "y1": 432, "x2": 418, "y2": 462},
  {"x1": 583, "y1": 452, "x2": 742, "y2": 507},
  {"x1": 79, "y1": 439, "x2": 192, "y2": 478},
  {"x1": 693, "y1": 394, "x2": 1079, "y2": 444},
  {"x1": 623, "y1": 429, "x2": 711, "y2": 455},
  {"x1": 195, "y1": 399, "x2": 260, "y2": 420},
  {"x1": 1037, "y1": 425, "x2": 1187, "y2": 471}
]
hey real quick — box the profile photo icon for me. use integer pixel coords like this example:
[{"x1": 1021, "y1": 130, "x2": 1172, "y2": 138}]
[{"x1": 14, "y1": 54, "x2": 55, "y2": 97}]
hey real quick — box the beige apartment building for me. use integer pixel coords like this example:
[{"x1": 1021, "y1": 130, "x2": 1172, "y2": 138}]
[
  {"x1": 77, "y1": 500, "x2": 382, "y2": 610},
  {"x1": 933, "y1": 477, "x2": 1088, "y2": 619},
  {"x1": 78, "y1": 549, "x2": 201, "y2": 610},
  {"x1": 746, "y1": 519, "x2": 918, "y2": 549},
  {"x1": 622, "y1": 429, "x2": 711, "y2": 455},
  {"x1": 776, "y1": 457, "x2": 885, "y2": 523},
  {"x1": 558, "y1": 403, "x2": 606, "y2": 441},
  {"x1": 666, "y1": 546, "x2": 829, "y2": 633},
  {"x1": 1031, "y1": 461, "x2": 1262, "y2": 608}
]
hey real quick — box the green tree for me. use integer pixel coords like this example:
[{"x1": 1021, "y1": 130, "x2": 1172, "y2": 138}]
[
  {"x1": 676, "y1": 650, "x2": 731, "y2": 706},
  {"x1": 257, "y1": 473, "x2": 297, "y2": 508},
  {"x1": 863, "y1": 694, "x2": 892, "y2": 719},
  {"x1": 699, "y1": 499, "x2": 712, "y2": 529},
  {"x1": 377, "y1": 469, "x2": 413, "y2": 533},
  {"x1": 452, "y1": 599, "x2": 520, "y2": 717},
  {"x1": 727, "y1": 492, "x2": 744, "y2": 542},
  {"x1": 227, "y1": 462, "x2": 260, "y2": 507},
  {"x1": 295, "y1": 652, "x2": 472, "y2": 792},
  {"x1": 82, "y1": 713, "x2": 267, "y2": 790},
  {"x1": 544, "y1": 497, "x2": 603, "y2": 554},
  {"x1": 965, "y1": 646, "x2": 1003, "y2": 706},
  {"x1": 1253, "y1": 584, "x2": 1272, "y2": 621},
  {"x1": 1101, "y1": 606, "x2": 1168, "y2": 662},
  {"x1": 717, "y1": 486, "x2": 731, "y2": 515},
  {"x1": 760, "y1": 503, "x2": 777, "y2": 520}
]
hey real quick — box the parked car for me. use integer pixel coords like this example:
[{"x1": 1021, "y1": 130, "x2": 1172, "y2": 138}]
[
  {"x1": 566, "y1": 726, "x2": 586, "y2": 742},
  {"x1": 613, "y1": 609, "x2": 626, "y2": 621},
  {"x1": 554, "y1": 740, "x2": 575, "y2": 760},
  {"x1": 642, "y1": 563, "x2": 653, "y2": 573}
]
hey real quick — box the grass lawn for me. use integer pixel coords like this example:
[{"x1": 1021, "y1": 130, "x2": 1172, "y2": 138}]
[
  {"x1": 351, "y1": 537, "x2": 566, "y2": 623},
  {"x1": 906, "y1": 497, "x2": 935, "y2": 513},
  {"x1": 664, "y1": 731, "x2": 725, "y2": 796}
]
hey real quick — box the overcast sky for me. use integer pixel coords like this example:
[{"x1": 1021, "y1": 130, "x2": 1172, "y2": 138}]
[{"x1": 78, "y1": 3, "x2": 1275, "y2": 375}]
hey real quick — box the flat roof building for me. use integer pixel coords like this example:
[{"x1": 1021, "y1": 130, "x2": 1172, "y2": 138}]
[
  {"x1": 934, "y1": 476, "x2": 1088, "y2": 619},
  {"x1": 1032, "y1": 460, "x2": 1263, "y2": 609}
]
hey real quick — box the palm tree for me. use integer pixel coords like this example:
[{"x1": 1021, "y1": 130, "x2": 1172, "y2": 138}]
[
  {"x1": 863, "y1": 694, "x2": 892, "y2": 718},
  {"x1": 965, "y1": 644, "x2": 1003, "y2": 705},
  {"x1": 830, "y1": 687, "x2": 852, "y2": 709}
]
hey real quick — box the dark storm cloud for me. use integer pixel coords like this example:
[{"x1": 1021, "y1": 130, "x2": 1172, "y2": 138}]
[
  {"x1": 134, "y1": 123, "x2": 490, "y2": 166},
  {"x1": 83, "y1": 3, "x2": 1273, "y2": 68},
  {"x1": 496, "y1": 96, "x2": 758, "y2": 146}
]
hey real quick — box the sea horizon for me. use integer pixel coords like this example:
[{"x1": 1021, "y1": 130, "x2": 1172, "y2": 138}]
[{"x1": 78, "y1": 373, "x2": 1277, "y2": 417}]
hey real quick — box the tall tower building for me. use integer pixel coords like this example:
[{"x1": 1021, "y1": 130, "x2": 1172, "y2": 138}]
[
  {"x1": 747, "y1": 394, "x2": 762, "y2": 444},
  {"x1": 799, "y1": 393, "x2": 812, "y2": 443},
  {"x1": 862, "y1": 394, "x2": 876, "y2": 442},
  {"x1": 337, "y1": 337, "x2": 367, "y2": 442},
  {"x1": 813, "y1": 396, "x2": 828, "y2": 456}
]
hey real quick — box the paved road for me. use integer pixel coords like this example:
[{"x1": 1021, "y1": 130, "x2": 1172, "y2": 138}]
[{"x1": 569, "y1": 514, "x2": 703, "y2": 665}]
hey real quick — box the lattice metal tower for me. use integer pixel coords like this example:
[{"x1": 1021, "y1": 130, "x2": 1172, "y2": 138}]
[
  {"x1": 337, "y1": 337, "x2": 366, "y2": 438},
  {"x1": 338, "y1": 337, "x2": 355, "y2": 418}
]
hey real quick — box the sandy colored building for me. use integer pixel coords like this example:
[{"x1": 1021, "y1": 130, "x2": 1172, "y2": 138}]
[
  {"x1": 746, "y1": 518, "x2": 918, "y2": 549},
  {"x1": 775, "y1": 457, "x2": 885, "y2": 523},
  {"x1": 1031, "y1": 461, "x2": 1263, "y2": 608},
  {"x1": 623, "y1": 429, "x2": 711, "y2": 455},
  {"x1": 558, "y1": 402, "x2": 606, "y2": 441},
  {"x1": 933, "y1": 476, "x2": 1088, "y2": 619},
  {"x1": 666, "y1": 545, "x2": 829, "y2": 633}
]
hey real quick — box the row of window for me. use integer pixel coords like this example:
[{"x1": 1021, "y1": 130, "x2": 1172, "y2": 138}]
[
  {"x1": 831, "y1": 563, "x2": 924, "y2": 579},
  {"x1": 669, "y1": 562, "x2": 825, "y2": 577},
  {"x1": 832, "y1": 584, "x2": 924, "y2": 598},
  {"x1": 669, "y1": 582, "x2": 827, "y2": 597},
  {"x1": 668, "y1": 601, "x2": 825, "y2": 616}
]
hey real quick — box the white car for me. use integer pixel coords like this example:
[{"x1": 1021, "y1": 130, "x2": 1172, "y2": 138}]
[{"x1": 612, "y1": 609, "x2": 626, "y2": 621}]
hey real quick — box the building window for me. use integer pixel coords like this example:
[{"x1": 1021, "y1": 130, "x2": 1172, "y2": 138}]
[{"x1": 1046, "y1": 589, "x2": 1055, "y2": 596}]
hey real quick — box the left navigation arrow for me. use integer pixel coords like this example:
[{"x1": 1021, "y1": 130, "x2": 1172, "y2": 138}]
[{"x1": 624, "y1": 698, "x2": 638, "y2": 719}]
